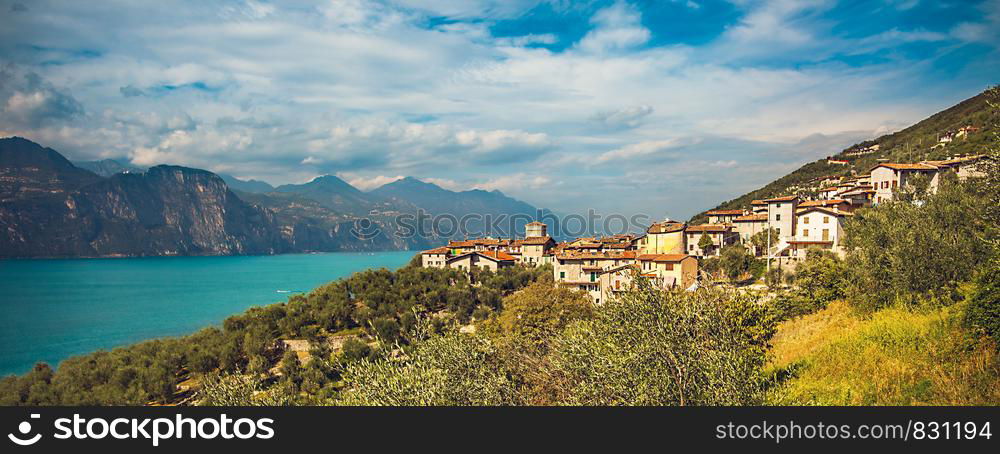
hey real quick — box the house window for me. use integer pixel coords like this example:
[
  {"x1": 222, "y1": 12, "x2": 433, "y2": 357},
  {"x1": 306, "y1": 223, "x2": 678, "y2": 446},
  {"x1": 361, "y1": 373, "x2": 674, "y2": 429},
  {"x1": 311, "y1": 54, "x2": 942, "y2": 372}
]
[
  {"x1": 775, "y1": 214, "x2": 781, "y2": 221},
  {"x1": 803, "y1": 217, "x2": 809, "y2": 224},
  {"x1": 776, "y1": 203, "x2": 782, "y2": 208},
  {"x1": 590, "y1": 272, "x2": 596, "y2": 282},
  {"x1": 823, "y1": 216, "x2": 830, "y2": 224},
  {"x1": 615, "y1": 280, "x2": 621, "y2": 290},
  {"x1": 560, "y1": 271, "x2": 565, "y2": 279},
  {"x1": 776, "y1": 228, "x2": 781, "y2": 235},
  {"x1": 802, "y1": 229, "x2": 809, "y2": 237},
  {"x1": 822, "y1": 229, "x2": 830, "y2": 241},
  {"x1": 665, "y1": 263, "x2": 674, "y2": 271}
]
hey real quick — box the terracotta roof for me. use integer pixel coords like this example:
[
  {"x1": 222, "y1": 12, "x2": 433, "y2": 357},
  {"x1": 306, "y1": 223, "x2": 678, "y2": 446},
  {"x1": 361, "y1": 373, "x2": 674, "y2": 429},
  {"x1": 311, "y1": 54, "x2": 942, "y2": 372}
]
[
  {"x1": 646, "y1": 221, "x2": 686, "y2": 234},
  {"x1": 481, "y1": 250, "x2": 516, "y2": 261},
  {"x1": 557, "y1": 251, "x2": 637, "y2": 260},
  {"x1": 733, "y1": 214, "x2": 767, "y2": 222},
  {"x1": 448, "y1": 250, "x2": 516, "y2": 262},
  {"x1": 751, "y1": 199, "x2": 766, "y2": 206},
  {"x1": 599, "y1": 264, "x2": 639, "y2": 275},
  {"x1": 796, "y1": 206, "x2": 853, "y2": 217},
  {"x1": 637, "y1": 254, "x2": 690, "y2": 262},
  {"x1": 799, "y1": 199, "x2": 848, "y2": 208},
  {"x1": 705, "y1": 209, "x2": 745, "y2": 216},
  {"x1": 471, "y1": 238, "x2": 507, "y2": 245},
  {"x1": 520, "y1": 236, "x2": 553, "y2": 245},
  {"x1": 763, "y1": 195, "x2": 799, "y2": 202},
  {"x1": 685, "y1": 224, "x2": 731, "y2": 233},
  {"x1": 448, "y1": 240, "x2": 475, "y2": 247},
  {"x1": 422, "y1": 247, "x2": 450, "y2": 254},
  {"x1": 921, "y1": 155, "x2": 985, "y2": 167},
  {"x1": 526, "y1": 221, "x2": 546, "y2": 226},
  {"x1": 872, "y1": 163, "x2": 938, "y2": 171}
]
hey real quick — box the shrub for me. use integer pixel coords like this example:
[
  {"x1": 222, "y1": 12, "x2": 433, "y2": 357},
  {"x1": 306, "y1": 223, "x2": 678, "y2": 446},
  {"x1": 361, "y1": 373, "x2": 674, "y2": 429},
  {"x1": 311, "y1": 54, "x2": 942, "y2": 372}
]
[
  {"x1": 545, "y1": 278, "x2": 775, "y2": 405},
  {"x1": 199, "y1": 374, "x2": 290, "y2": 406},
  {"x1": 718, "y1": 244, "x2": 755, "y2": 281},
  {"x1": 336, "y1": 332, "x2": 524, "y2": 406},
  {"x1": 844, "y1": 178, "x2": 992, "y2": 311},
  {"x1": 483, "y1": 281, "x2": 593, "y2": 353},
  {"x1": 774, "y1": 249, "x2": 848, "y2": 320},
  {"x1": 963, "y1": 259, "x2": 1000, "y2": 346}
]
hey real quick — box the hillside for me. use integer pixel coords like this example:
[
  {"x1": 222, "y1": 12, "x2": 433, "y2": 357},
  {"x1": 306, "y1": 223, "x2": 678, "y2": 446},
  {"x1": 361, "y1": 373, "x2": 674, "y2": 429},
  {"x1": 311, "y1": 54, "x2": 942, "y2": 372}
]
[
  {"x1": 74, "y1": 158, "x2": 145, "y2": 177},
  {"x1": 692, "y1": 88, "x2": 999, "y2": 222},
  {"x1": 767, "y1": 301, "x2": 1000, "y2": 405}
]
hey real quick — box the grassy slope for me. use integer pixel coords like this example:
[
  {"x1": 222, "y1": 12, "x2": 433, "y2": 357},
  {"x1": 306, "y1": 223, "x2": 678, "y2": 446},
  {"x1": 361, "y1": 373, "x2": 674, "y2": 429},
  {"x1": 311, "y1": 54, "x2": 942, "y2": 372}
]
[
  {"x1": 691, "y1": 89, "x2": 998, "y2": 223},
  {"x1": 766, "y1": 300, "x2": 1000, "y2": 405}
]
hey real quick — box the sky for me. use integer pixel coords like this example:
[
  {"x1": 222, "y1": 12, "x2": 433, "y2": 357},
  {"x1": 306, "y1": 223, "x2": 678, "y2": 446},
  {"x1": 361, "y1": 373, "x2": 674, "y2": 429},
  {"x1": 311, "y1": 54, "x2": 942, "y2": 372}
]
[{"x1": 0, "y1": 0, "x2": 998, "y2": 220}]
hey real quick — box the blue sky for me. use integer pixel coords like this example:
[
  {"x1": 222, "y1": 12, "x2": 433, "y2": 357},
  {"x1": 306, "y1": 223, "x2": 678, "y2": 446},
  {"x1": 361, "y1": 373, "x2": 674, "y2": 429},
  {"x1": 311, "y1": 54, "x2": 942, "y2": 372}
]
[{"x1": 0, "y1": 0, "x2": 997, "y2": 219}]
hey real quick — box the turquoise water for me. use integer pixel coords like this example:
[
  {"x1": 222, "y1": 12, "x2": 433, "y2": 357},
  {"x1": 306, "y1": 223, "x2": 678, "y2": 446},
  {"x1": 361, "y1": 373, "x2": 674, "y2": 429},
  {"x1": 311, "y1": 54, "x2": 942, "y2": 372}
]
[{"x1": 0, "y1": 252, "x2": 415, "y2": 376}]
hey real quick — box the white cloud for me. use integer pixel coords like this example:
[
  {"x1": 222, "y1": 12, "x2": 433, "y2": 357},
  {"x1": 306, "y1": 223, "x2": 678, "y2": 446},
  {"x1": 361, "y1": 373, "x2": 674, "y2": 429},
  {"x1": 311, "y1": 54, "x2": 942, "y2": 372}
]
[
  {"x1": 339, "y1": 173, "x2": 405, "y2": 191},
  {"x1": 576, "y1": 1, "x2": 651, "y2": 54},
  {"x1": 594, "y1": 138, "x2": 695, "y2": 163},
  {"x1": 0, "y1": 0, "x2": 994, "y2": 218},
  {"x1": 591, "y1": 104, "x2": 654, "y2": 130},
  {"x1": 473, "y1": 173, "x2": 552, "y2": 192}
]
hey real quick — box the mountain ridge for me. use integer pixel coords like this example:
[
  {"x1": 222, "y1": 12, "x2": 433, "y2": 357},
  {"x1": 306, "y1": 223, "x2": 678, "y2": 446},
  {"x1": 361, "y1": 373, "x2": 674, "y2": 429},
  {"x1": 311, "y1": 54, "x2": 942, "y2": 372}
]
[
  {"x1": 692, "y1": 88, "x2": 998, "y2": 222},
  {"x1": 0, "y1": 137, "x2": 550, "y2": 257}
]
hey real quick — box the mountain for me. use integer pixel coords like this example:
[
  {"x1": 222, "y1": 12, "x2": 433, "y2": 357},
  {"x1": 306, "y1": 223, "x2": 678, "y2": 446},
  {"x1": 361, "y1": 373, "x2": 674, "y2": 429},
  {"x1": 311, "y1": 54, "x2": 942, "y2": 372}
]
[
  {"x1": 74, "y1": 158, "x2": 145, "y2": 177},
  {"x1": 219, "y1": 174, "x2": 275, "y2": 193},
  {"x1": 235, "y1": 189, "x2": 439, "y2": 252},
  {"x1": 0, "y1": 138, "x2": 287, "y2": 257},
  {"x1": 274, "y1": 175, "x2": 385, "y2": 216},
  {"x1": 1, "y1": 137, "x2": 103, "y2": 200},
  {"x1": 0, "y1": 137, "x2": 443, "y2": 257},
  {"x1": 370, "y1": 176, "x2": 546, "y2": 238},
  {"x1": 693, "y1": 88, "x2": 999, "y2": 222}
]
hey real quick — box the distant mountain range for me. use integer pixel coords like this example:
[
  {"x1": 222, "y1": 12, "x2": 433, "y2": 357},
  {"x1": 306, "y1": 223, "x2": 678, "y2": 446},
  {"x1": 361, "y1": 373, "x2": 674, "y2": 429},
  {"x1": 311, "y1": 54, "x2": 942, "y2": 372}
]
[{"x1": 1, "y1": 137, "x2": 548, "y2": 258}]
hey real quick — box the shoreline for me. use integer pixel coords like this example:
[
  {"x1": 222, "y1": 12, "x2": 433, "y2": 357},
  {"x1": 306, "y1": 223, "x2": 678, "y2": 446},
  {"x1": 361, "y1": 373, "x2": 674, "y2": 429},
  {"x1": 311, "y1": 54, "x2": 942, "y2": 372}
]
[{"x1": 0, "y1": 249, "x2": 421, "y2": 261}]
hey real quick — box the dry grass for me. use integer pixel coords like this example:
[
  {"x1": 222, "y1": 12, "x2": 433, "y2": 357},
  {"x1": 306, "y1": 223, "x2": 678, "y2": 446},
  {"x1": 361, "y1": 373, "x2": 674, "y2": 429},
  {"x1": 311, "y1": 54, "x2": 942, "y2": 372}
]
[{"x1": 766, "y1": 300, "x2": 1000, "y2": 405}]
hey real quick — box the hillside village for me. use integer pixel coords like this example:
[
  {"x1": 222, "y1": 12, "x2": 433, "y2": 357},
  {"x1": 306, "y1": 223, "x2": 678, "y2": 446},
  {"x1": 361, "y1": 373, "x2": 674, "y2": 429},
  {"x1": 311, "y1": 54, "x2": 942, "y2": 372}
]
[{"x1": 420, "y1": 152, "x2": 989, "y2": 304}]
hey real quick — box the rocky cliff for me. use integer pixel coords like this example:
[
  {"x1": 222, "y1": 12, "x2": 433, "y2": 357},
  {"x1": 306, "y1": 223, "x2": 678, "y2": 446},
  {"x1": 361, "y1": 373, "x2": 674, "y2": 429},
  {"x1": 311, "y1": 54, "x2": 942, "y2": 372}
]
[{"x1": 0, "y1": 137, "x2": 438, "y2": 257}]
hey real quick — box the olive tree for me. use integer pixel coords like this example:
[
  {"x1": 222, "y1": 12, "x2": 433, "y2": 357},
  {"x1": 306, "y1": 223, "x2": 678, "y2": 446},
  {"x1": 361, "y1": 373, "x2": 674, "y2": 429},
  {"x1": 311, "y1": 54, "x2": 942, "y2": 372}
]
[{"x1": 546, "y1": 278, "x2": 775, "y2": 406}]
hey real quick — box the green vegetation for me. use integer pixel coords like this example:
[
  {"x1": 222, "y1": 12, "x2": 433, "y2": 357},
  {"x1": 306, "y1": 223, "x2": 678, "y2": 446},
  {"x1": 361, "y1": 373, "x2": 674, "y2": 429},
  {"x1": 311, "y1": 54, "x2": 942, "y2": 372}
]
[
  {"x1": 717, "y1": 244, "x2": 756, "y2": 281},
  {"x1": 767, "y1": 300, "x2": 1000, "y2": 405},
  {"x1": 844, "y1": 175, "x2": 993, "y2": 311},
  {"x1": 763, "y1": 85, "x2": 1000, "y2": 406},
  {"x1": 0, "y1": 261, "x2": 550, "y2": 405},
  {"x1": 479, "y1": 279, "x2": 593, "y2": 353},
  {"x1": 772, "y1": 249, "x2": 847, "y2": 320},
  {"x1": 335, "y1": 275, "x2": 775, "y2": 406},
  {"x1": 546, "y1": 280, "x2": 774, "y2": 405}
]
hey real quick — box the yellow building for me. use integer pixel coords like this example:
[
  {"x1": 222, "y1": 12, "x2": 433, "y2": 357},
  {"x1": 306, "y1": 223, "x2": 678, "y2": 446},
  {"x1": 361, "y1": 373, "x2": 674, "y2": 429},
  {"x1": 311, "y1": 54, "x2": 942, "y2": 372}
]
[
  {"x1": 636, "y1": 254, "x2": 699, "y2": 290},
  {"x1": 641, "y1": 221, "x2": 686, "y2": 255}
]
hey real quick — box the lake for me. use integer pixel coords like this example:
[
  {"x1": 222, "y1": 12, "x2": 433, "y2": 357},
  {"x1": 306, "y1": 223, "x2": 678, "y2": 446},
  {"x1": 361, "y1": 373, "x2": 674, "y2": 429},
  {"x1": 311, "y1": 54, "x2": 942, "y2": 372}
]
[{"x1": 0, "y1": 251, "x2": 415, "y2": 376}]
